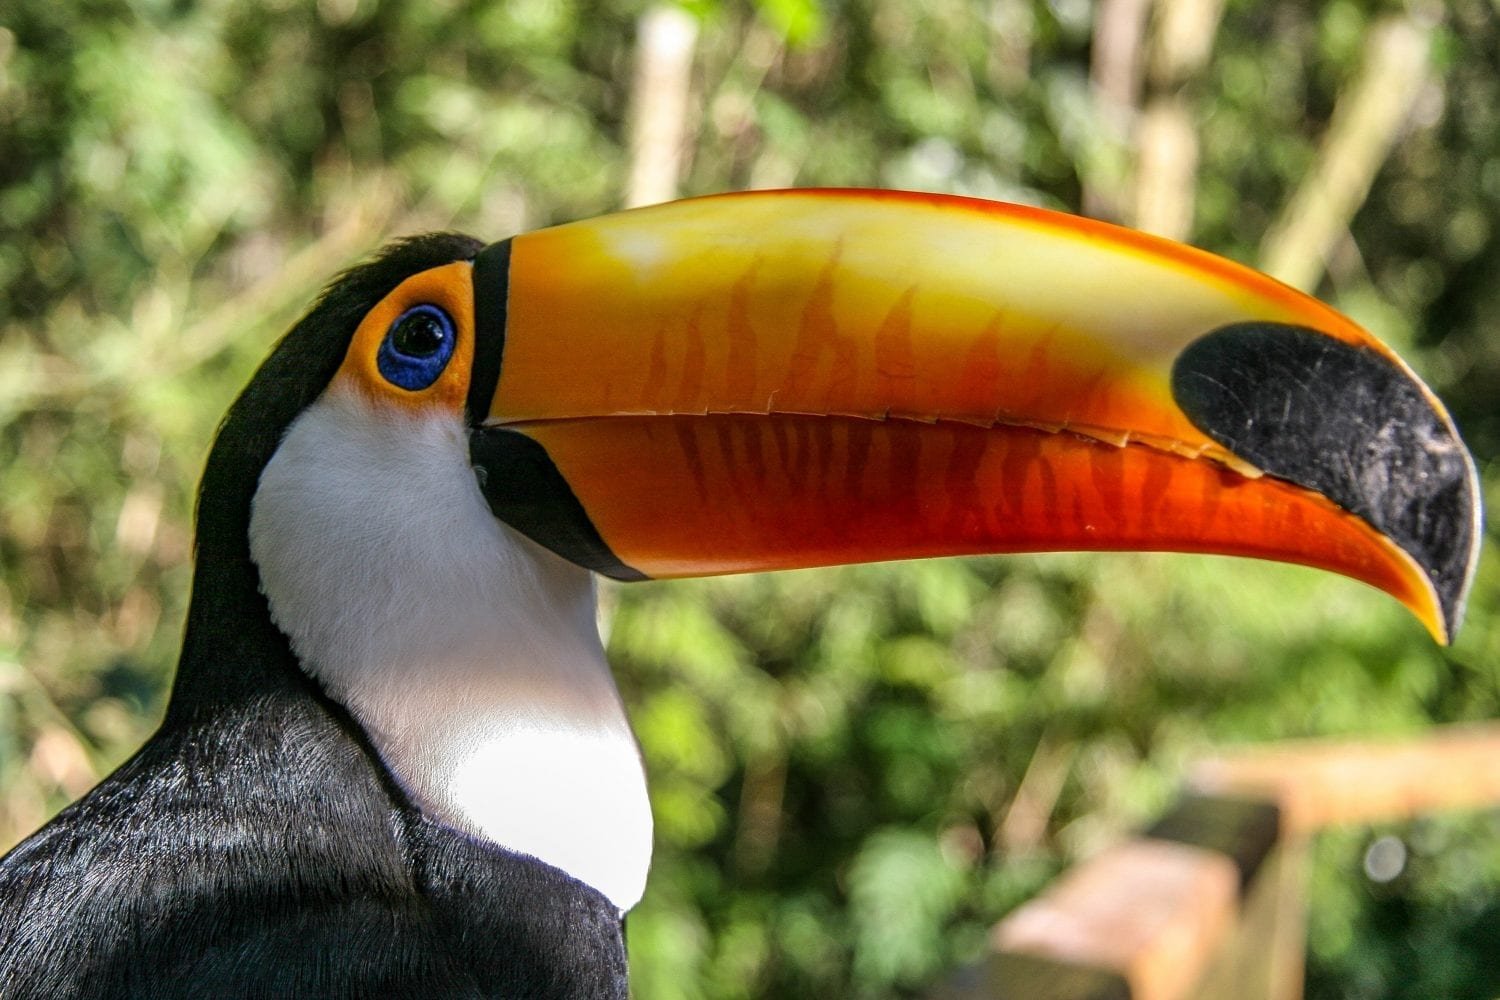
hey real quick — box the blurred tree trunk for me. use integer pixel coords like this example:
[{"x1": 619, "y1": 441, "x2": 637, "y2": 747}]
[
  {"x1": 1260, "y1": 15, "x2": 1436, "y2": 291},
  {"x1": 626, "y1": 5, "x2": 700, "y2": 209},
  {"x1": 1087, "y1": 0, "x2": 1152, "y2": 219},
  {"x1": 1133, "y1": 0, "x2": 1225, "y2": 240},
  {"x1": 1090, "y1": 0, "x2": 1225, "y2": 238}
]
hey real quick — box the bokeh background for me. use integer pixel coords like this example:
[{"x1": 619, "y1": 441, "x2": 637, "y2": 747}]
[{"x1": 2, "y1": 0, "x2": 1498, "y2": 996}]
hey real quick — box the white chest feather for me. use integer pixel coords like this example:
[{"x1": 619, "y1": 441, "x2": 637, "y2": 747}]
[{"x1": 247, "y1": 387, "x2": 652, "y2": 911}]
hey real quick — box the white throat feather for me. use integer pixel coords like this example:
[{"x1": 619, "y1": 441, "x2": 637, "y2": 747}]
[{"x1": 247, "y1": 386, "x2": 651, "y2": 911}]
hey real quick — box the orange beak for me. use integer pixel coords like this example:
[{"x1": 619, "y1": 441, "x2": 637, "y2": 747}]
[{"x1": 466, "y1": 189, "x2": 1481, "y2": 643}]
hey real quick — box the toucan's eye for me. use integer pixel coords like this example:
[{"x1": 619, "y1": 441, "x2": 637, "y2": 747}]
[{"x1": 377, "y1": 305, "x2": 456, "y2": 391}]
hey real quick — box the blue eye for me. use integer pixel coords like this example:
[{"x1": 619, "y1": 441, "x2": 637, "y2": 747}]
[{"x1": 377, "y1": 304, "x2": 456, "y2": 391}]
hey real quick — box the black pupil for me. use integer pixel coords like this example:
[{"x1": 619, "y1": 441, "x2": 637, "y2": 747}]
[{"x1": 393, "y1": 311, "x2": 446, "y2": 357}]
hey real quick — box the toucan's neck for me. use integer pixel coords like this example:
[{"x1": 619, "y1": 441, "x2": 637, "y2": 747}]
[{"x1": 245, "y1": 387, "x2": 652, "y2": 911}]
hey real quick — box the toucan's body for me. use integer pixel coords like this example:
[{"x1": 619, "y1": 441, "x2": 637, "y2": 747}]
[
  {"x1": 0, "y1": 655, "x2": 626, "y2": 998},
  {"x1": 0, "y1": 191, "x2": 1480, "y2": 997}
]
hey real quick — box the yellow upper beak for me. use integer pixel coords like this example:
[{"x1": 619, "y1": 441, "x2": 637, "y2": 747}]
[{"x1": 463, "y1": 189, "x2": 1481, "y2": 644}]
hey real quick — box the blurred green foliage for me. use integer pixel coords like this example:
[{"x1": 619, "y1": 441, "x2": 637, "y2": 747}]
[{"x1": 1, "y1": 0, "x2": 1497, "y2": 997}]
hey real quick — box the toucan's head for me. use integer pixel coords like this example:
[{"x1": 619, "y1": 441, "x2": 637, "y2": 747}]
[
  {"x1": 181, "y1": 189, "x2": 1478, "y2": 910},
  {"x1": 218, "y1": 190, "x2": 1477, "y2": 651}
]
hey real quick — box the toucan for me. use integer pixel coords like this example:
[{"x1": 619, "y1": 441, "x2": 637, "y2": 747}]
[{"x1": 0, "y1": 190, "x2": 1480, "y2": 998}]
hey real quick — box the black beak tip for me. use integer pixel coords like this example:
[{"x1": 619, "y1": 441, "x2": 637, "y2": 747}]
[{"x1": 1172, "y1": 322, "x2": 1482, "y2": 642}]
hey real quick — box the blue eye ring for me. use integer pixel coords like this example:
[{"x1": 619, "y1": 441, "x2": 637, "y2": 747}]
[{"x1": 377, "y1": 304, "x2": 456, "y2": 391}]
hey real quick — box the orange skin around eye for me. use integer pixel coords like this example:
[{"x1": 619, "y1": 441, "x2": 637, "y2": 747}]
[{"x1": 334, "y1": 261, "x2": 478, "y2": 414}]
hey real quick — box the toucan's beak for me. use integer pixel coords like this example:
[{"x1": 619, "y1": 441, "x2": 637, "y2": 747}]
[{"x1": 465, "y1": 189, "x2": 1481, "y2": 644}]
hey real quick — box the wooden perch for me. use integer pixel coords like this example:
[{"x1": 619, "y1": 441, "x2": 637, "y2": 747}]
[
  {"x1": 992, "y1": 839, "x2": 1240, "y2": 1000},
  {"x1": 934, "y1": 722, "x2": 1500, "y2": 1000},
  {"x1": 1188, "y1": 723, "x2": 1500, "y2": 836}
]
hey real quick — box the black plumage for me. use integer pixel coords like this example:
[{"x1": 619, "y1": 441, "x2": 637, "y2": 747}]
[{"x1": 0, "y1": 236, "x2": 627, "y2": 999}]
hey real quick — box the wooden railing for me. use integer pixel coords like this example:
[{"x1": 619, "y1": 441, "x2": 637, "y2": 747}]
[{"x1": 932, "y1": 724, "x2": 1500, "y2": 1000}]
